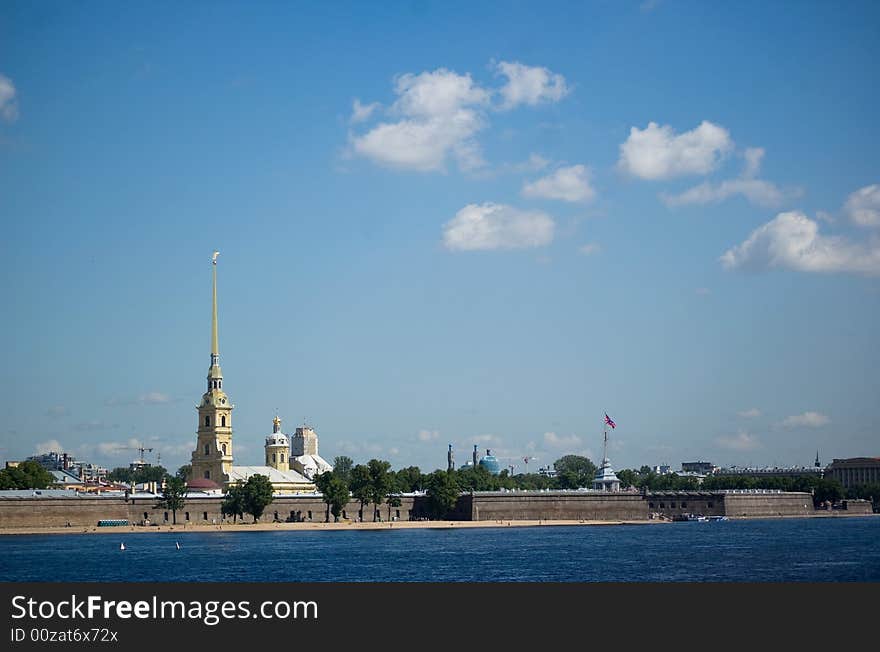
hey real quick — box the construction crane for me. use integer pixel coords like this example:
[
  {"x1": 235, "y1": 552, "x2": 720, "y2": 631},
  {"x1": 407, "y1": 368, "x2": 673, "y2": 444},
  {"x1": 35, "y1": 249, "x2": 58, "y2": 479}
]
[{"x1": 119, "y1": 442, "x2": 154, "y2": 468}]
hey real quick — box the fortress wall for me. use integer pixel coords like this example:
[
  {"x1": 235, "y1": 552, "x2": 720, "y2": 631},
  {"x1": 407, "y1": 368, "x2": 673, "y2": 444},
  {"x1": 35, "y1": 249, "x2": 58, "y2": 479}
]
[
  {"x1": 468, "y1": 493, "x2": 647, "y2": 521},
  {"x1": 0, "y1": 495, "x2": 417, "y2": 529},
  {"x1": 721, "y1": 493, "x2": 814, "y2": 518}
]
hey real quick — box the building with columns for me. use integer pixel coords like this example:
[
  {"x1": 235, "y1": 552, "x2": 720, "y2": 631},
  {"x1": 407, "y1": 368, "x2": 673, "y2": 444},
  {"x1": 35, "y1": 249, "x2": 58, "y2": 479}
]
[{"x1": 189, "y1": 252, "x2": 315, "y2": 494}]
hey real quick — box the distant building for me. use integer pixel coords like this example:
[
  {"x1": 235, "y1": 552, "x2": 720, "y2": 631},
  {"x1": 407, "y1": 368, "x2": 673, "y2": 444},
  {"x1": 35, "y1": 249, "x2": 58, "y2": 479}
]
[
  {"x1": 714, "y1": 466, "x2": 822, "y2": 481},
  {"x1": 189, "y1": 253, "x2": 316, "y2": 494},
  {"x1": 824, "y1": 458, "x2": 880, "y2": 489},
  {"x1": 289, "y1": 423, "x2": 331, "y2": 480},
  {"x1": 652, "y1": 465, "x2": 671, "y2": 475},
  {"x1": 478, "y1": 449, "x2": 501, "y2": 475},
  {"x1": 681, "y1": 461, "x2": 715, "y2": 475},
  {"x1": 593, "y1": 429, "x2": 620, "y2": 492}
]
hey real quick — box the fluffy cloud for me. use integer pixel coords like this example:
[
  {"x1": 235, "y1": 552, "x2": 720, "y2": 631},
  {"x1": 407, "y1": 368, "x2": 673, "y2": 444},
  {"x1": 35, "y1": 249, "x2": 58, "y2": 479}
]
[
  {"x1": 349, "y1": 62, "x2": 568, "y2": 172},
  {"x1": 782, "y1": 412, "x2": 830, "y2": 428},
  {"x1": 495, "y1": 61, "x2": 569, "y2": 110},
  {"x1": 0, "y1": 74, "x2": 18, "y2": 122},
  {"x1": 543, "y1": 431, "x2": 582, "y2": 449},
  {"x1": 350, "y1": 68, "x2": 489, "y2": 172},
  {"x1": 522, "y1": 164, "x2": 595, "y2": 202},
  {"x1": 662, "y1": 178, "x2": 785, "y2": 208},
  {"x1": 720, "y1": 211, "x2": 880, "y2": 276},
  {"x1": 417, "y1": 429, "x2": 439, "y2": 442},
  {"x1": 618, "y1": 120, "x2": 733, "y2": 180},
  {"x1": 715, "y1": 431, "x2": 760, "y2": 451},
  {"x1": 34, "y1": 439, "x2": 65, "y2": 455},
  {"x1": 843, "y1": 184, "x2": 880, "y2": 227},
  {"x1": 350, "y1": 98, "x2": 380, "y2": 124},
  {"x1": 661, "y1": 147, "x2": 794, "y2": 208},
  {"x1": 442, "y1": 203, "x2": 555, "y2": 251},
  {"x1": 738, "y1": 408, "x2": 761, "y2": 418}
]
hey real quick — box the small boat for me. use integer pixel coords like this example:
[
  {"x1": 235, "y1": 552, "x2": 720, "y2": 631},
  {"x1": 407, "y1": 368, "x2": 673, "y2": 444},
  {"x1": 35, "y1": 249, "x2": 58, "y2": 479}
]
[
  {"x1": 708, "y1": 515, "x2": 728, "y2": 522},
  {"x1": 120, "y1": 542, "x2": 125, "y2": 550},
  {"x1": 175, "y1": 542, "x2": 180, "y2": 550}
]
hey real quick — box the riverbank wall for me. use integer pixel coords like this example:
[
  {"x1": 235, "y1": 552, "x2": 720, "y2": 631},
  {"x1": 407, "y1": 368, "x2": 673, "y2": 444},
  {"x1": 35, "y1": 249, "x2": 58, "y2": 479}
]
[{"x1": 0, "y1": 490, "x2": 836, "y2": 530}]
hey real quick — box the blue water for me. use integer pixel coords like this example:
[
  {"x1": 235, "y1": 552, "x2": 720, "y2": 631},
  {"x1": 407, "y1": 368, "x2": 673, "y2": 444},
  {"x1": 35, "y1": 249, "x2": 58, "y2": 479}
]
[{"x1": 1, "y1": 517, "x2": 878, "y2": 582}]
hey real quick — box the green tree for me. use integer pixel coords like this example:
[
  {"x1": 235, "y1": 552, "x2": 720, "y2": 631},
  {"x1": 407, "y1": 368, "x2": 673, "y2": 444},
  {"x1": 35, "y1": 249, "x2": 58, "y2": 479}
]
[
  {"x1": 553, "y1": 455, "x2": 597, "y2": 489},
  {"x1": 368, "y1": 459, "x2": 392, "y2": 521},
  {"x1": 0, "y1": 461, "x2": 56, "y2": 490},
  {"x1": 221, "y1": 483, "x2": 246, "y2": 523},
  {"x1": 315, "y1": 471, "x2": 349, "y2": 523},
  {"x1": 242, "y1": 474, "x2": 274, "y2": 522},
  {"x1": 154, "y1": 477, "x2": 187, "y2": 525},
  {"x1": 350, "y1": 464, "x2": 372, "y2": 521},
  {"x1": 176, "y1": 465, "x2": 192, "y2": 482},
  {"x1": 107, "y1": 467, "x2": 134, "y2": 484},
  {"x1": 332, "y1": 456, "x2": 354, "y2": 486},
  {"x1": 425, "y1": 470, "x2": 460, "y2": 520},
  {"x1": 617, "y1": 469, "x2": 639, "y2": 489},
  {"x1": 395, "y1": 466, "x2": 423, "y2": 493},
  {"x1": 386, "y1": 492, "x2": 402, "y2": 521},
  {"x1": 134, "y1": 465, "x2": 167, "y2": 484},
  {"x1": 813, "y1": 478, "x2": 844, "y2": 507}
]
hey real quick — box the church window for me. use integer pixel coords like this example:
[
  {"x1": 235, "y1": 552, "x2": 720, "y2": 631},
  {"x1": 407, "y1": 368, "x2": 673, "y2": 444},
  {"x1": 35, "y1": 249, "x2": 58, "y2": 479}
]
[
  {"x1": 272, "y1": 453, "x2": 277, "y2": 464},
  {"x1": 221, "y1": 415, "x2": 226, "y2": 427},
  {"x1": 222, "y1": 443, "x2": 227, "y2": 455},
  {"x1": 204, "y1": 444, "x2": 210, "y2": 455},
  {"x1": 280, "y1": 452, "x2": 284, "y2": 463},
  {"x1": 205, "y1": 415, "x2": 210, "y2": 427}
]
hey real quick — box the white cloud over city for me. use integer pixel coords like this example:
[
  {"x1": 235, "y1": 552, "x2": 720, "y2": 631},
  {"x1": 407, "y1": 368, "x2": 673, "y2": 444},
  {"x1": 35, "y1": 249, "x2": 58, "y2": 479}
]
[
  {"x1": 720, "y1": 211, "x2": 880, "y2": 276},
  {"x1": 442, "y1": 203, "x2": 555, "y2": 251},
  {"x1": 349, "y1": 62, "x2": 569, "y2": 172},
  {"x1": 618, "y1": 120, "x2": 733, "y2": 180},
  {"x1": 782, "y1": 412, "x2": 830, "y2": 428},
  {"x1": 715, "y1": 431, "x2": 760, "y2": 451},
  {"x1": 522, "y1": 164, "x2": 595, "y2": 202},
  {"x1": 844, "y1": 183, "x2": 880, "y2": 227},
  {"x1": 0, "y1": 73, "x2": 18, "y2": 122}
]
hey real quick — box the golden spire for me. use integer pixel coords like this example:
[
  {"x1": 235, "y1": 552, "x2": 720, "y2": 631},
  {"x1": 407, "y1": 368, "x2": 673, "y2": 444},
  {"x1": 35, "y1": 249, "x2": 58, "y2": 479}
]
[
  {"x1": 273, "y1": 415, "x2": 282, "y2": 433},
  {"x1": 211, "y1": 251, "x2": 219, "y2": 365}
]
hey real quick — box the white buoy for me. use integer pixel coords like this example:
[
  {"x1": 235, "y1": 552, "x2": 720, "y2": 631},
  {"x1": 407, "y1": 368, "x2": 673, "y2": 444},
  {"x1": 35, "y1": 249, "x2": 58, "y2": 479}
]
[{"x1": 120, "y1": 542, "x2": 125, "y2": 551}]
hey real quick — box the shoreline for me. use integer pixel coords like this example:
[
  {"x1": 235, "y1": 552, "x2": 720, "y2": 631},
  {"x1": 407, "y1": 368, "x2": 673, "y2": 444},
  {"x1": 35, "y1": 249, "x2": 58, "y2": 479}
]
[
  {"x1": 0, "y1": 518, "x2": 664, "y2": 536},
  {"x1": 1, "y1": 512, "x2": 874, "y2": 536}
]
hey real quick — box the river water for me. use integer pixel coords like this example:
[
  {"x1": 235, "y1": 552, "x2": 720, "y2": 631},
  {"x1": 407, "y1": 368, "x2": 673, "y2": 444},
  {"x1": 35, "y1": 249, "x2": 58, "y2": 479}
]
[{"x1": 1, "y1": 516, "x2": 878, "y2": 582}]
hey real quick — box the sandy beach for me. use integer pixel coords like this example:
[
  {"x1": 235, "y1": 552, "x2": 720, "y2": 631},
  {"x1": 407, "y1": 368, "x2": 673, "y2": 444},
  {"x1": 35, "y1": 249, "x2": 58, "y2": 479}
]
[{"x1": 0, "y1": 518, "x2": 666, "y2": 536}]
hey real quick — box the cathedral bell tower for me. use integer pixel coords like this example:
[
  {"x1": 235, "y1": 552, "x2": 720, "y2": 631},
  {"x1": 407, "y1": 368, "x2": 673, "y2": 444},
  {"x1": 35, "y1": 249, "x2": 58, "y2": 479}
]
[{"x1": 190, "y1": 251, "x2": 234, "y2": 484}]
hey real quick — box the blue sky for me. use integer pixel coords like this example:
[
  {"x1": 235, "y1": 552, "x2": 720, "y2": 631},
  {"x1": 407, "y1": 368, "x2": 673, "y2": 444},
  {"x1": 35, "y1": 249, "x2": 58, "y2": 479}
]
[{"x1": 1, "y1": 1, "x2": 878, "y2": 475}]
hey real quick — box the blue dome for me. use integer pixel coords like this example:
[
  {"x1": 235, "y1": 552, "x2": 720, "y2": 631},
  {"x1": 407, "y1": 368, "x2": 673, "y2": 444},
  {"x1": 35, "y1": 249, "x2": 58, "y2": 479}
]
[{"x1": 478, "y1": 451, "x2": 501, "y2": 475}]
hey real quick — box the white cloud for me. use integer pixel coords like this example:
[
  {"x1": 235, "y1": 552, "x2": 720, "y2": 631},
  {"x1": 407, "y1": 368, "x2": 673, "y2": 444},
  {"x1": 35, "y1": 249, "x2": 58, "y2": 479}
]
[
  {"x1": 350, "y1": 68, "x2": 489, "y2": 172},
  {"x1": 442, "y1": 202, "x2": 555, "y2": 251},
  {"x1": 97, "y1": 438, "x2": 143, "y2": 457},
  {"x1": 618, "y1": 120, "x2": 733, "y2": 180},
  {"x1": 782, "y1": 412, "x2": 830, "y2": 428},
  {"x1": 34, "y1": 439, "x2": 65, "y2": 455},
  {"x1": 350, "y1": 98, "x2": 380, "y2": 124},
  {"x1": 0, "y1": 74, "x2": 18, "y2": 122},
  {"x1": 495, "y1": 61, "x2": 569, "y2": 110},
  {"x1": 661, "y1": 146, "x2": 794, "y2": 208},
  {"x1": 139, "y1": 391, "x2": 171, "y2": 405},
  {"x1": 738, "y1": 408, "x2": 761, "y2": 418},
  {"x1": 543, "y1": 431, "x2": 582, "y2": 449},
  {"x1": 578, "y1": 243, "x2": 601, "y2": 256},
  {"x1": 662, "y1": 178, "x2": 786, "y2": 208},
  {"x1": 843, "y1": 184, "x2": 880, "y2": 227},
  {"x1": 715, "y1": 431, "x2": 760, "y2": 451},
  {"x1": 522, "y1": 164, "x2": 596, "y2": 203},
  {"x1": 720, "y1": 211, "x2": 880, "y2": 276},
  {"x1": 417, "y1": 429, "x2": 439, "y2": 442}
]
